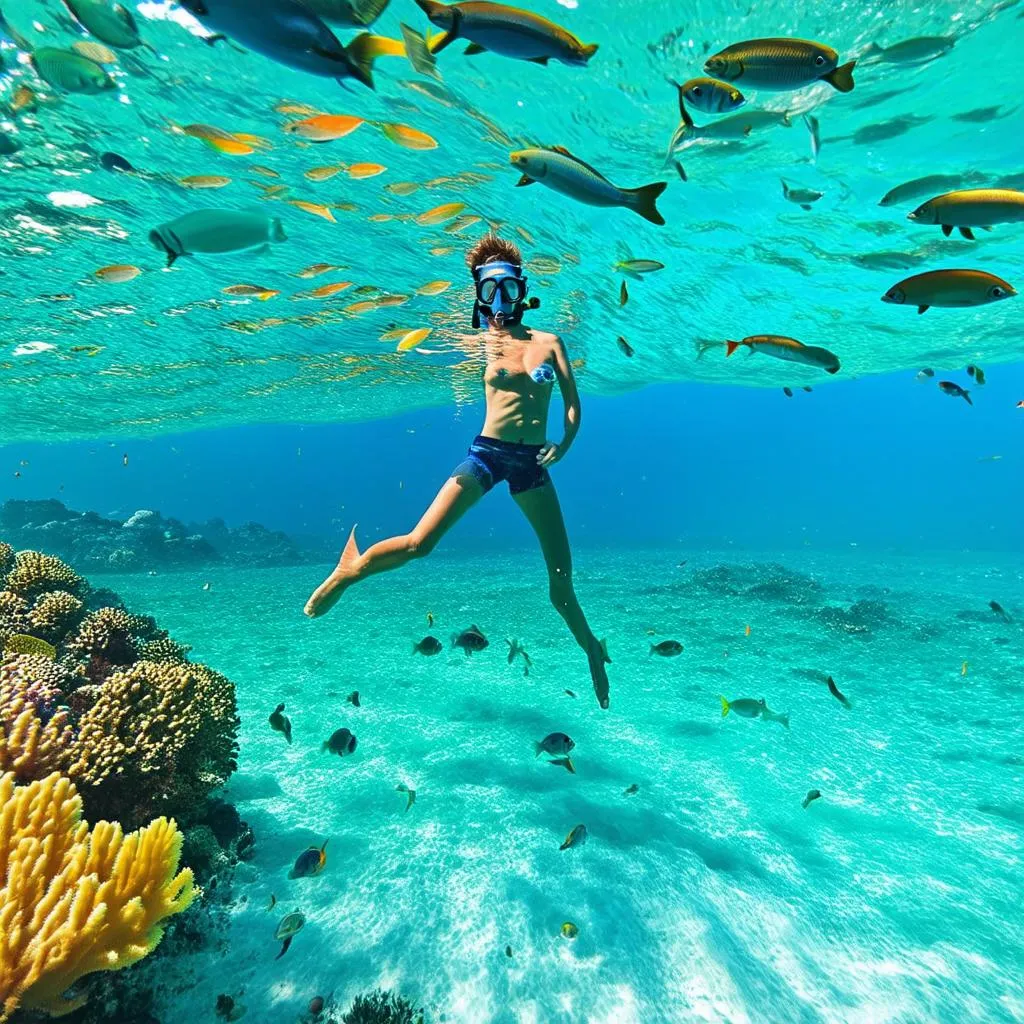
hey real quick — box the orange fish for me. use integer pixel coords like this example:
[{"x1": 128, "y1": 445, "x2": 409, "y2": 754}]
[
  {"x1": 304, "y1": 281, "x2": 353, "y2": 298},
  {"x1": 11, "y1": 85, "x2": 38, "y2": 113},
  {"x1": 296, "y1": 263, "x2": 343, "y2": 278},
  {"x1": 289, "y1": 200, "x2": 336, "y2": 222},
  {"x1": 381, "y1": 123, "x2": 438, "y2": 150},
  {"x1": 345, "y1": 300, "x2": 378, "y2": 315},
  {"x1": 95, "y1": 264, "x2": 141, "y2": 283},
  {"x1": 234, "y1": 132, "x2": 272, "y2": 150},
  {"x1": 223, "y1": 284, "x2": 279, "y2": 300},
  {"x1": 416, "y1": 202, "x2": 466, "y2": 226},
  {"x1": 347, "y1": 162, "x2": 387, "y2": 179},
  {"x1": 745, "y1": 624, "x2": 751, "y2": 637},
  {"x1": 179, "y1": 175, "x2": 232, "y2": 189},
  {"x1": 397, "y1": 327, "x2": 431, "y2": 351},
  {"x1": 285, "y1": 115, "x2": 365, "y2": 142},
  {"x1": 181, "y1": 123, "x2": 254, "y2": 156}
]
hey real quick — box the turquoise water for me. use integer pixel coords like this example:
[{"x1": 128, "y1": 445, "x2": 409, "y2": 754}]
[
  {"x1": 104, "y1": 549, "x2": 1023, "y2": 1022},
  {"x1": 2, "y1": 0, "x2": 1024, "y2": 439}
]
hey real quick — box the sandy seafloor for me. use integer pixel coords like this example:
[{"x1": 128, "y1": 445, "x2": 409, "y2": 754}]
[{"x1": 103, "y1": 547, "x2": 1023, "y2": 1024}]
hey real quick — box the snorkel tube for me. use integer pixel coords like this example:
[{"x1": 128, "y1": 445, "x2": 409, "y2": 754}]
[{"x1": 471, "y1": 260, "x2": 540, "y2": 328}]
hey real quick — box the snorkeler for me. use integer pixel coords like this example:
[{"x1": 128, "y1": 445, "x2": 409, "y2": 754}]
[{"x1": 304, "y1": 232, "x2": 611, "y2": 708}]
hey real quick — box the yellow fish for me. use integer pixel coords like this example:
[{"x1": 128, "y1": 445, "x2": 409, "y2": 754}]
[
  {"x1": 443, "y1": 214, "x2": 481, "y2": 233},
  {"x1": 380, "y1": 327, "x2": 413, "y2": 341},
  {"x1": 304, "y1": 281, "x2": 354, "y2": 298},
  {"x1": 284, "y1": 114, "x2": 365, "y2": 141},
  {"x1": 250, "y1": 165, "x2": 281, "y2": 178},
  {"x1": 11, "y1": 85, "x2": 38, "y2": 114},
  {"x1": 385, "y1": 181, "x2": 420, "y2": 196},
  {"x1": 4, "y1": 634, "x2": 57, "y2": 659},
  {"x1": 180, "y1": 123, "x2": 254, "y2": 156},
  {"x1": 234, "y1": 132, "x2": 272, "y2": 150},
  {"x1": 961, "y1": 661, "x2": 968, "y2": 677},
  {"x1": 95, "y1": 264, "x2": 141, "y2": 283},
  {"x1": 397, "y1": 327, "x2": 431, "y2": 351},
  {"x1": 289, "y1": 200, "x2": 337, "y2": 222},
  {"x1": 257, "y1": 184, "x2": 290, "y2": 199},
  {"x1": 295, "y1": 263, "x2": 342, "y2": 278},
  {"x1": 348, "y1": 162, "x2": 387, "y2": 179},
  {"x1": 223, "y1": 284, "x2": 279, "y2": 299},
  {"x1": 376, "y1": 293, "x2": 411, "y2": 306},
  {"x1": 345, "y1": 300, "x2": 378, "y2": 315},
  {"x1": 179, "y1": 175, "x2": 232, "y2": 189},
  {"x1": 416, "y1": 202, "x2": 466, "y2": 226},
  {"x1": 304, "y1": 165, "x2": 344, "y2": 182},
  {"x1": 71, "y1": 40, "x2": 118, "y2": 64},
  {"x1": 430, "y1": 245, "x2": 455, "y2": 256},
  {"x1": 416, "y1": 280, "x2": 452, "y2": 296},
  {"x1": 368, "y1": 213, "x2": 395, "y2": 222},
  {"x1": 381, "y1": 123, "x2": 438, "y2": 150},
  {"x1": 274, "y1": 100, "x2": 321, "y2": 116}
]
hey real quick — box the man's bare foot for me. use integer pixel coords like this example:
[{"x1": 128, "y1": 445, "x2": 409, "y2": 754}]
[
  {"x1": 587, "y1": 636, "x2": 610, "y2": 709},
  {"x1": 304, "y1": 526, "x2": 361, "y2": 618}
]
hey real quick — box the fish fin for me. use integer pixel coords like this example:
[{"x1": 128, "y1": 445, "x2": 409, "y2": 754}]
[
  {"x1": 341, "y1": 33, "x2": 394, "y2": 89},
  {"x1": 525, "y1": 55, "x2": 550, "y2": 64},
  {"x1": 780, "y1": 179, "x2": 789, "y2": 197},
  {"x1": 470, "y1": 624, "x2": 482, "y2": 633},
  {"x1": 673, "y1": 160, "x2": 686, "y2": 181},
  {"x1": 801, "y1": 204, "x2": 812, "y2": 211},
  {"x1": 550, "y1": 144, "x2": 573, "y2": 156},
  {"x1": 580, "y1": 42, "x2": 598, "y2": 60},
  {"x1": 464, "y1": 42, "x2": 487, "y2": 55},
  {"x1": 959, "y1": 226, "x2": 975, "y2": 240},
  {"x1": 962, "y1": 390, "x2": 972, "y2": 406},
  {"x1": 276, "y1": 936, "x2": 293, "y2": 959},
  {"x1": 719, "y1": 695, "x2": 730, "y2": 717},
  {"x1": 941, "y1": 224, "x2": 953, "y2": 237},
  {"x1": 779, "y1": 714, "x2": 790, "y2": 729},
  {"x1": 321, "y1": 741, "x2": 329, "y2": 752},
  {"x1": 412, "y1": 642, "x2": 419, "y2": 653},
  {"x1": 534, "y1": 742, "x2": 543, "y2": 757},
  {"x1": 822, "y1": 59, "x2": 855, "y2": 93},
  {"x1": 725, "y1": 340, "x2": 740, "y2": 357},
  {"x1": 599, "y1": 638, "x2": 610, "y2": 663},
  {"x1": 649, "y1": 644, "x2": 655, "y2": 656},
  {"x1": 917, "y1": 305, "x2": 929, "y2": 314},
  {"x1": 625, "y1": 180, "x2": 667, "y2": 226},
  {"x1": 352, "y1": 0, "x2": 390, "y2": 26},
  {"x1": 516, "y1": 174, "x2": 536, "y2": 187},
  {"x1": 781, "y1": 113, "x2": 792, "y2": 127}
]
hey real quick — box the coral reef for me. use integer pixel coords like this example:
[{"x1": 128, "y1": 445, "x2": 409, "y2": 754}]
[
  {"x1": 4, "y1": 550, "x2": 83, "y2": 599},
  {"x1": 0, "y1": 772, "x2": 197, "y2": 1022},
  {"x1": 1, "y1": 499, "x2": 313, "y2": 573},
  {"x1": 341, "y1": 990, "x2": 425, "y2": 1024}
]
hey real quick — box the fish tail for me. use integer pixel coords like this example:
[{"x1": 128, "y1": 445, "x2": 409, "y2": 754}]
[
  {"x1": 579, "y1": 42, "x2": 598, "y2": 61},
  {"x1": 823, "y1": 59, "x2": 855, "y2": 93},
  {"x1": 725, "y1": 340, "x2": 740, "y2": 357},
  {"x1": 719, "y1": 695, "x2": 730, "y2": 717},
  {"x1": 625, "y1": 181, "x2": 668, "y2": 226},
  {"x1": 320, "y1": 741, "x2": 329, "y2": 752},
  {"x1": 534, "y1": 742, "x2": 544, "y2": 757},
  {"x1": 344, "y1": 33, "x2": 395, "y2": 88},
  {"x1": 413, "y1": 641, "x2": 420, "y2": 654},
  {"x1": 270, "y1": 218, "x2": 287, "y2": 243},
  {"x1": 649, "y1": 644, "x2": 655, "y2": 656},
  {"x1": 780, "y1": 178, "x2": 789, "y2": 196},
  {"x1": 779, "y1": 713, "x2": 790, "y2": 730},
  {"x1": 962, "y1": 390, "x2": 973, "y2": 406},
  {"x1": 352, "y1": 0, "x2": 391, "y2": 26}
]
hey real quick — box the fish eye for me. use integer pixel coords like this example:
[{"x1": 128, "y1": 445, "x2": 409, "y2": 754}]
[
  {"x1": 815, "y1": 54, "x2": 826, "y2": 66},
  {"x1": 991, "y1": 286, "x2": 1005, "y2": 298},
  {"x1": 692, "y1": 85, "x2": 702, "y2": 96}
]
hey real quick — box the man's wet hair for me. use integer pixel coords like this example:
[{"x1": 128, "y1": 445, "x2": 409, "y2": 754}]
[{"x1": 465, "y1": 232, "x2": 522, "y2": 270}]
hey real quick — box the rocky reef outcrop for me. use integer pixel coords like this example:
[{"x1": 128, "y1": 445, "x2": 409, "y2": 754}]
[{"x1": 1, "y1": 499, "x2": 309, "y2": 573}]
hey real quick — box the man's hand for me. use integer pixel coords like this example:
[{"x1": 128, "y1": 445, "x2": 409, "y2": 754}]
[{"x1": 536, "y1": 441, "x2": 562, "y2": 467}]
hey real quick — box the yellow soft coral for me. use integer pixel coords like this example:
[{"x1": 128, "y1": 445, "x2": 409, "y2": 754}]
[{"x1": 0, "y1": 772, "x2": 197, "y2": 1021}]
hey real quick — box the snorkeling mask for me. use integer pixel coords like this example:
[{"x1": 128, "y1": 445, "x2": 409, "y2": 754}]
[{"x1": 471, "y1": 261, "x2": 539, "y2": 328}]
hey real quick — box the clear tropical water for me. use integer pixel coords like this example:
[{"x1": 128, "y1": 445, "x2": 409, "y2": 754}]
[
  {"x1": 3, "y1": 0, "x2": 1024, "y2": 1021},
  {"x1": 103, "y1": 549, "x2": 1024, "y2": 1023},
  {"x1": 2, "y1": 0, "x2": 1024, "y2": 438}
]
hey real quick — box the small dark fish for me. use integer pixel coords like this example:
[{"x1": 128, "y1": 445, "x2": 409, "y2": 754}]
[
  {"x1": 826, "y1": 676, "x2": 852, "y2": 709},
  {"x1": 802, "y1": 386, "x2": 812, "y2": 393},
  {"x1": 396, "y1": 782, "x2": 416, "y2": 811},
  {"x1": 535, "y1": 732, "x2": 574, "y2": 757},
  {"x1": 289, "y1": 841, "x2": 328, "y2": 879},
  {"x1": 989, "y1": 600, "x2": 1012, "y2": 623},
  {"x1": 322, "y1": 727, "x2": 357, "y2": 756},
  {"x1": 952, "y1": 105, "x2": 1004, "y2": 124},
  {"x1": 505, "y1": 945, "x2": 513, "y2": 958},
  {"x1": 916, "y1": 367, "x2": 935, "y2": 381},
  {"x1": 938, "y1": 380, "x2": 972, "y2": 405},
  {"x1": 783, "y1": 387, "x2": 793, "y2": 398},
  {"x1": 802, "y1": 789, "x2": 822, "y2": 809},
  {"x1": 616, "y1": 335, "x2": 635, "y2": 357},
  {"x1": 452, "y1": 625, "x2": 488, "y2": 654},
  {"x1": 269, "y1": 702, "x2": 292, "y2": 743},
  {"x1": 560, "y1": 823, "x2": 588, "y2": 850},
  {"x1": 650, "y1": 640, "x2": 683, "y2": 657},
  {"x1": 346, "y1": 690, "x2": 361, "y2": 707},
  {"x1": 966, "y1": 365, "x2": 986, "y2": 386},
  {"x1": 266, "y1": 893, "x2": 277, "y2": 912},
  {"x1": 624, "y1": 783, "x2": 639, "y2": 795},
  {"x1": 506, "y1": 638, "x2": 532, "y2": 675},
  {"x1": 619, "y1": 280, "x2": 629, "y2": 306},
  {"x1": 548, "y1": 757, "x2": 576, "y2": 774},
  {"x1": 100, "y1": 150, "x2": 135, "y2": 173},
  {"x1": 414, "y1": 635, "x2": 443, "y2": 655},
  {"x1": 564, "y1": 689, "x2": 577, "y2": 698}
]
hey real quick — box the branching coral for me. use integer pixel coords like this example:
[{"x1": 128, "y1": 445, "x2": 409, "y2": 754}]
[
  {"x1": 139, "y1": 635, "x2": 192, "y2": 665},
  {"x1": 0, "y1": 656, "x2": 74, "y2": 781},
  {"x1": 3, "y1": 551, "x2": 82, "y2": 599},
  {"x1": 68, "y1": 660, "x2": 239, "y2": 825},
  {"x1": 29, "y1": 590, "x2": 85, "y2": 643},
  {"x1": 0, "y1": 542, "x2": 13, "y2": 577},
  {"x1": 0, "y1": 771, "x2": 198, "y2": 1021},
  {"x1": 66, "y1": 607, "x2": 156, "y2": 668},
  {"x1": 0, "y1": 591, "x2": 30, "y2": 648}
]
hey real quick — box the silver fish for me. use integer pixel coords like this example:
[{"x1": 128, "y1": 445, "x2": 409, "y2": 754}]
[
  {"x1": 62, "y1": 0, "x2": 151, "y2": 50},
  {"x1": 31, "y1": 47, "x2": 116, "y2": 93},
  {"x1": 149, "y1": 210, "x2": 287, "y2": 267},
  {"x1": 781, "y1": 179, "x2": 823, "y2": 209},
  {"x1": 863, "y1": 36, "x2": 954, "y2": 65}
]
